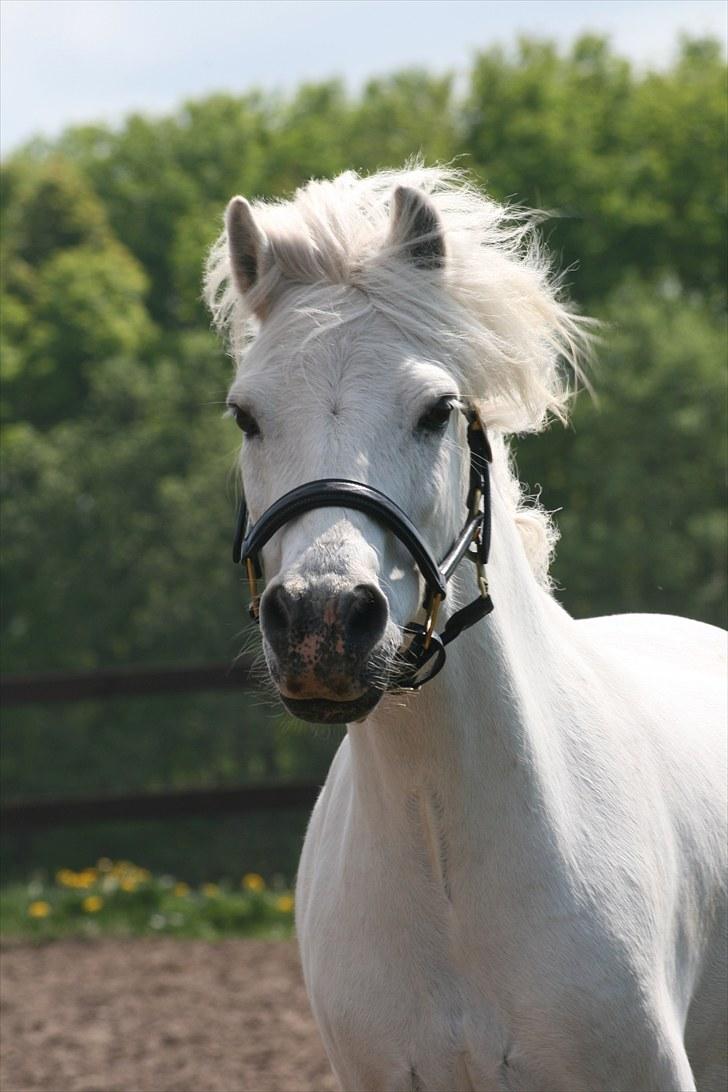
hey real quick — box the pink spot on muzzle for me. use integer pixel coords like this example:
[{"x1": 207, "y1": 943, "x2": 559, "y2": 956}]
[{"x1": 278, "y1": 614, "x2": 354, "y2": 699}]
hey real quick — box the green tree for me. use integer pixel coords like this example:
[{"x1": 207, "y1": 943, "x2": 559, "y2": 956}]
[
  {"x1": 348, "y1": 70, "x2": 457, "y2": 171},
  {"x1": 1, "y1": 156, "x2": 109, "y2": 267},
  {"x1": 622, "y1": 38, "x2": 727, "y2": 299},
  {"x1": 54, "y1": 98, "x2": 272, "y2": 326},
  {"x1": 1, "y1": 157, "x2": 156, "y2": 426},
  {"x1": 2, "y1": 339, "x2": 232, "y2": 670},
  {"x1": 464, "y1": 36, "x2": 727, "y2": 304},
  {"x1": 56, "y1": 115, "x2": 200, "y2": 326},
  {"x1": 516, "y1": 279, "x2": 727, "y2": 627},
  {"x1": 3, "y1": 243, "x2": 153, "y2": 427}
]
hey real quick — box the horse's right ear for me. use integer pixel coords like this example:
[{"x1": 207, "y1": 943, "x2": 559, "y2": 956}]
[
  {"x1": 388, "y1": 186, "x2": 446, "y2": 270},
  {"x1": 225, "y1": 196, "x2": 267, "y2": 298}
]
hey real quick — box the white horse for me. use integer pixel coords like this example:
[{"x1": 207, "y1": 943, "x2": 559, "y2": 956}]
[{"x1": 205, "y1": 167, "x2": 727, "y2": 1092}]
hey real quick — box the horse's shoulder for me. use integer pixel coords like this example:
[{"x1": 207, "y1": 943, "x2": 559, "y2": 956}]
[
  {"x1": 583, "y1": 609, "x2": 724, "y2": 701},
  {"x1": 575, "y1": 611, "x2": 726, "y2": 818}
]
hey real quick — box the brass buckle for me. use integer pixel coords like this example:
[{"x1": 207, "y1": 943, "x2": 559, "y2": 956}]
[
  {"x1": 476, "y1": 556, "x2": 489, "y2": 599},
  {"x1": 423, "y1": 593, "x2": 442, "y2": 651},
  {"x1": 245, "y1": 558, "x2": 260, "y2": 619},
  {"x1": 468, "y1": 409, "x2": 485, "y2": 517},
  {"x1": 471, "y1": 520, "x2": 488, "y2": 598}
]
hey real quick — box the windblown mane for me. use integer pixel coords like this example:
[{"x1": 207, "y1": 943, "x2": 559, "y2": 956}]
[{"x1": 204, "y1": 165, "x2": 592, "y2": 586}]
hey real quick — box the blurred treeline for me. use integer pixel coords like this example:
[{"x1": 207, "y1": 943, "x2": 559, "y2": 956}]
[{"x1": 2, "y1": 36, "x2": 726, "y2": 882}]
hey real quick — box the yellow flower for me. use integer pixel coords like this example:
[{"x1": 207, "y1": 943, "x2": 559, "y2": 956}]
[
  {"x1": 82, "y1": 895, "x2": 104, "y2": 913},
  {"x1": 242, "y1": 873, "x2": 265, "y2": 893},
  {"x1": 28, "y1": 900, "x2": 52, "y2": 918},
  {"x1": 120, "y1": 876, "x2": 138, "y2": 893},
  {"x1": 173, "y1": 882, "x2": 190, "y2": 897},
  {"x1": 56, "y1": 868, "x2": 78, "y2": 887},
  {"x1": 136, "y1": 868, "x2": 151, "y2": 882},
  {"x1": 76, "y1": 868, "x2": 97, "y2": 889},
  {"x1": 275, "y1": 894, "x2": 294, "y2": 913},
  {"x1": 111, "y1": 860, "x2": 135, "y2": 877},
  {"x1": 201, "y1": 883, "x2": 220, "y2": 897}
]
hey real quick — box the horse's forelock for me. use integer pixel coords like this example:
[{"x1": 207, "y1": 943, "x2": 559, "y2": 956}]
[{"x1": 205, "y1": 164, "x2": 592, "y2": 434}]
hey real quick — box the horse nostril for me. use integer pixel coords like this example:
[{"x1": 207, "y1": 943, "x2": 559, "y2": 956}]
[
  {"x1": 260, "y1": 583, "x2": 292, "y2": 646},
  {"x1": 260, "y1": 580, "x2": 388, "y2": 672},
  {"x1": 343, "y1": 584, "x2": 388, "y2": 650}
]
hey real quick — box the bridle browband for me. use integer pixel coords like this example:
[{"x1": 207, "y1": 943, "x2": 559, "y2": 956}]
[{"x1": 232, "y1": 404, "x2": 494, "y2": 691}]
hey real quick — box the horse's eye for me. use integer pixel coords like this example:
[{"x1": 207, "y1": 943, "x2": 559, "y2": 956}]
[
  {"x1": 416, "y1": 397, "x2": 455, "y2": 434},
  {"x1": 229, "y1": 404, "x2": 260, "y2": 437}
]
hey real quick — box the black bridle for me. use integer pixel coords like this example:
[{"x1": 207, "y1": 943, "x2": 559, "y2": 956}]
[{"x1": 232, "y1": 404, "x2": 494, "y2": 691}]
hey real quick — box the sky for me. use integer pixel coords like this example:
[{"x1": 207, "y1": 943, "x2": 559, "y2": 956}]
[{"x1": 1, "y1": 0, "x2": 726, "y2": 154}]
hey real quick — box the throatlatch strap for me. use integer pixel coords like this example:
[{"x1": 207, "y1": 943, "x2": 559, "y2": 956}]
[{"x1": 440, "y1": 594, "x2": 494, "y2": 647}]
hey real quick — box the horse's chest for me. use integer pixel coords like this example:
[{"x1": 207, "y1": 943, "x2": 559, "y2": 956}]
[
  {"x1": 298, "y1": 859, "x2": 510, "y2": 1090},
  {"x1": 303, "y1": 916, "x2": 508, "y2": 1090},
  {"x1": 302, "y1": 903, "x2": 609, "y2": 1092}
]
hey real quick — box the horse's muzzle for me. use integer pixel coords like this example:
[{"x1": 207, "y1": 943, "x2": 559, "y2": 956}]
[{"x1": 260, "y1": 580, "x2": 389, "y2": 721}]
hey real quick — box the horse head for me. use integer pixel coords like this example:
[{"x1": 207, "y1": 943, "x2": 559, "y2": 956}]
[{"x1": 205, "y1": 169, "x2": 585, "y2": 723}]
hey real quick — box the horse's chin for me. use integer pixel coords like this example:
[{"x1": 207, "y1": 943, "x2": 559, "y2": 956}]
[{"x1": 280, "y1": 687, "x2": 383, "y2": 725}]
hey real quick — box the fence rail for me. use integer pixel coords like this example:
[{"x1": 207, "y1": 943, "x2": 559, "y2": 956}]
[
  {"x1": 1, "y1": 782, "x2": 322, "y2": 830},
  {"x1": 1, "y1": 661, "x2": 322, "y2": 832},
  {"x1": 0, "y1": 659, "x2": 256, "y2": 706}
]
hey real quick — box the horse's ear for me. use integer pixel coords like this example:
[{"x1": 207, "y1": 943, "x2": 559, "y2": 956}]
[
  {"x1": 388, "y1": 186, "x2": 445, "y2": 270},
  {"x1": 225, "y1": 195, "x2": 267, "y2": 297}
]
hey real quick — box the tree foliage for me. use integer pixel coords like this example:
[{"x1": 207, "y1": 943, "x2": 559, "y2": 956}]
[{"x1": 465, "y1": 36, "x2": 727, "y2": 305}]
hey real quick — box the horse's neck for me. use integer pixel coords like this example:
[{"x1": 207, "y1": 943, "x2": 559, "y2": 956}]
[{"x1": 347, "y1": 478, "x2": 578, "y2": 833}]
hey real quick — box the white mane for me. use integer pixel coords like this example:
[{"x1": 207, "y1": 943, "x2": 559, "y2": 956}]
[{"x1": 204, "y1": 165, "x2": 592, "y2": 585}]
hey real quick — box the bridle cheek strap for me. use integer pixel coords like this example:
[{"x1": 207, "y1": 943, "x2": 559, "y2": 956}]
[
  {"x1": 232, "y1": 407, "x2": 493, "y2": 691},
  {"x1": 397, "y1": 411, "x2": 494, "y2": 689}
]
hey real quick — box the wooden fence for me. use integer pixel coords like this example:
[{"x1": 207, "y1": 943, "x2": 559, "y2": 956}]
[
  {"x1": 1, "y1": 662, "x2": 322, "y2": 831},
  {"x1": 1, "y1": 659, "x2": 256, "y2": 706}
]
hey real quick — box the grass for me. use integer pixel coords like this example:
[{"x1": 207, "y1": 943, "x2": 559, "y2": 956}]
[{"x1": 0, "y1": 859, "x2": 295, "y2": 942}]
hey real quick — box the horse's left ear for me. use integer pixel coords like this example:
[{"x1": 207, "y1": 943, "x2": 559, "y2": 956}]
[{"x1": 388, "y1": 186, "x2": 445, "y2": 270}]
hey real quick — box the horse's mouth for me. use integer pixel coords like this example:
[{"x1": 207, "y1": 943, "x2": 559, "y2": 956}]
[{"x1": 280, "y1": 687, "x2": 383, "y2": 725}]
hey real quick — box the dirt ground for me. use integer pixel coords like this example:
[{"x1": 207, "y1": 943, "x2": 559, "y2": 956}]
[{"x1": 0, "y1": 937, "x2": 337, "y2": 1092}]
